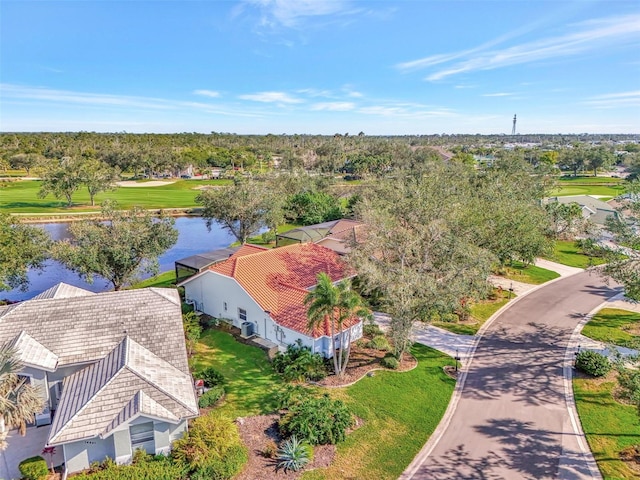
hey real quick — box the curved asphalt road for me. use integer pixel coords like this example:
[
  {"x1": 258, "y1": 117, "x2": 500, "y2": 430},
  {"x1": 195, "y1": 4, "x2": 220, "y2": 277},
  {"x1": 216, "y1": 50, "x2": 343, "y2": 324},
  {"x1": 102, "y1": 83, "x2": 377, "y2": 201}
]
[{"x1": 404, "y1": 270, "x2": 619, "y2": 480}]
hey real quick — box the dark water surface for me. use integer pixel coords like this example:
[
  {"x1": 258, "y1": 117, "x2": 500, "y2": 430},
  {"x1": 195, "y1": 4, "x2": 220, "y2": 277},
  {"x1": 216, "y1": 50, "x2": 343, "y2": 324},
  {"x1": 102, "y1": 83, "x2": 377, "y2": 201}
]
[{"x1": 3, "y1": 217, "x2": 235, "y2": 301}]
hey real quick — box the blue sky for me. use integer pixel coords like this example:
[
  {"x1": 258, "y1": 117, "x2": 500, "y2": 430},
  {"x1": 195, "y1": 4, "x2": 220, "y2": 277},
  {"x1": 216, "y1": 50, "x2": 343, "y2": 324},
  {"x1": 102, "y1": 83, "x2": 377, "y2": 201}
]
[{"x1": 1, "y1": 0, "x2": 639, "y2": 135}]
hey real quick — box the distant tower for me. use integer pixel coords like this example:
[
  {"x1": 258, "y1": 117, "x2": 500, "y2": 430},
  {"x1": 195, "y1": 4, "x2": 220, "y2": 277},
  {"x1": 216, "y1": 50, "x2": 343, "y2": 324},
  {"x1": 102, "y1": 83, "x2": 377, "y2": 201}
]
[{"x1": 511, "y1": 114, "x2": 517, "y2": 135}]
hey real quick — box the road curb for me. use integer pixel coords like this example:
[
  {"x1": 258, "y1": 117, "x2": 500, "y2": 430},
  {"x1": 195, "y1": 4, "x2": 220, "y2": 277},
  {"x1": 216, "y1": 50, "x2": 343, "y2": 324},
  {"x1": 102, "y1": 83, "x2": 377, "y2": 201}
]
[
  {"x1": 560, "y1": 293, "x2": 624, "y2": 480},
  {"x1": 400, "y1": 266, "x2": 587, "y2": 479}
]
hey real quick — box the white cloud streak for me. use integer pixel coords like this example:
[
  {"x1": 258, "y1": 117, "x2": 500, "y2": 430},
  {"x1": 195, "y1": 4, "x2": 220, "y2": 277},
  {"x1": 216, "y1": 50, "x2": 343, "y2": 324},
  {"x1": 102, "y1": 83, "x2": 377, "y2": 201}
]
[
  {"x1": 243, "y1": 0, "x2": 353, "y2": 28},
  {"x1": 310, "y1": 102, "x2": 355, "y2": 111},
  {"x1": 483, "y1": 93, "x2": 514, "y2": 97},
  {"x1": 584, "y1": 90, "x2": 640, "y2": 108},
  {"x1": 193, "y1": 89, "x2": 221, "y2": 98},
  {"x1": 398, "y1": 13, "x2": 640, "y2": 82},
  {"x1": 0, "y1": 84, "x2": 260, "y2": 117},
  {"x1": 238, "y1": 91, "x2": 304, "y2": 103}
]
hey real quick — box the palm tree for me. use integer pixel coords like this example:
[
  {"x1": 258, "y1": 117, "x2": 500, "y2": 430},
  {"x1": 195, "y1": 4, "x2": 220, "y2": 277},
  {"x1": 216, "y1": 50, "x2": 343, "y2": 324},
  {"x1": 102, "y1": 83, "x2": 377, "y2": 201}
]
[
  {"x1": 0, "y1": 343, "x2": 44, "y2": 450},
  {"x1": 305, "y1": 273, "x2": 369, "y2": 377}
]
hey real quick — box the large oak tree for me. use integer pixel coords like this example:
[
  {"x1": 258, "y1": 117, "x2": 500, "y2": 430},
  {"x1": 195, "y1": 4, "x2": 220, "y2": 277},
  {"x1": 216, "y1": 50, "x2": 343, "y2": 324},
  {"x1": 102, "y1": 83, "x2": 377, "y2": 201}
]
[
  {"x1": 52, "y1": 201, "x2": 178, "y2": 290},
  {"x1": 0, "y1": 213, "x2": 50, "y2": 291}
]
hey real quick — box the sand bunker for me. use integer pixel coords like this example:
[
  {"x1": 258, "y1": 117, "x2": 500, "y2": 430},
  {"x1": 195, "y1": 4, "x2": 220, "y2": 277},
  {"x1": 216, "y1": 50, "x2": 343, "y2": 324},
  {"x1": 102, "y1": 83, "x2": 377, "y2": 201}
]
[{"x1": 116, "y1": 180, "x2": 176, "y2": 187}]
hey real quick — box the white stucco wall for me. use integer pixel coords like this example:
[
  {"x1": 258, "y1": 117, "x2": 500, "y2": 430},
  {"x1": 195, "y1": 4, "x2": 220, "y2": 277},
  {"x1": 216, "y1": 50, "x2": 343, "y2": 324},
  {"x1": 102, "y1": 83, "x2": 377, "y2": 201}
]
[
  {"x1": 183, "y1": 272, "x2": 279, "y2": 342},
  {"x1": 183, "y1": 272, "x2": 363, "y2": 358},
  {"x1": 64, "y1": 436, "x2": 115, "y2": 473},
  {"x1": 62, "y1": 417, "x2": 188, "y2": 473}
]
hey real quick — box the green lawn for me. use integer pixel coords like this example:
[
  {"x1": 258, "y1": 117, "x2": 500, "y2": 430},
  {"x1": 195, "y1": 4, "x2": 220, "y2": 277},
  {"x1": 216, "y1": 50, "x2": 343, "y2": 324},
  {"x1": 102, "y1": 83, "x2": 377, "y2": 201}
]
[
  {"x1": 434, "y1": 289, "x2": 513, "y2": 335},
  {"x1": 547, "y1": 240, "x2": 607, "y2": 268},
  {"x1": 302, "y1": 344, "x2": 455, "y2": 480},
  {"x1": 231, "y1": 223, "x2": 303, "y2": 248},
  {"x1": 0, "y1": 178, "x2": 232, "y2": 213},
  {"x1": 497, "y1": 261, "x2": 560, "y2": 285},
  {"x1": 550, "y1": 176, "x2": 626, "y2": 199},
  {"x1": 557, "y1": 176, "x2": 624, "y2": 184},
  {"x1": 581, "y1": 308, "x2": 640, "y2": 348},
  {"x1": 129, "y1": 271, "x2": 177, "y2": 289},
  {"x1": 191, "y1": 329, "x2": 284, "y2": 418},
  {"x1": 574, "y1": 376, "x2": 640, "y2": 479},
  {"x1": 549, "y1": 185, "x2": 625, "y2": 198}
]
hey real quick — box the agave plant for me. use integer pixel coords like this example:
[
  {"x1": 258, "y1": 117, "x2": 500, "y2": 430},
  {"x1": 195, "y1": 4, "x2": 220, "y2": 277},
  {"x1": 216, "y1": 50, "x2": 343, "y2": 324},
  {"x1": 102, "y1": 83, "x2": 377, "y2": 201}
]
[{"x1": 276, "y1": 435, "x2": 313, "y2": 472}]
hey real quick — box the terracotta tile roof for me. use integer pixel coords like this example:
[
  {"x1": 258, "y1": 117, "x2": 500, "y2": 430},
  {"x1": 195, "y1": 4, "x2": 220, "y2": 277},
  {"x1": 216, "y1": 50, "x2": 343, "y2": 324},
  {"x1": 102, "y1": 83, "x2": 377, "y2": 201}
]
[{"x1": 209, "y1": 243, "x2": 359, "y2": 338}]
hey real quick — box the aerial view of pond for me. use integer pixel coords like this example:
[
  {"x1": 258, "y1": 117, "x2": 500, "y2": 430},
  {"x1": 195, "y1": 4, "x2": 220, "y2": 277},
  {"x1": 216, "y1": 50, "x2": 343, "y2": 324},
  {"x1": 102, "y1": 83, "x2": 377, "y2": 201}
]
[{"x1": 3, "y1": 216, "x2": 236, "y2": 302}]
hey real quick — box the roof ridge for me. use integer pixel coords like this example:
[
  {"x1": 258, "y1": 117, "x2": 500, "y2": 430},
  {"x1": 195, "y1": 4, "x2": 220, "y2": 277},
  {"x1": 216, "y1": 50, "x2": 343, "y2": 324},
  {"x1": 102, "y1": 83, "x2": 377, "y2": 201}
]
[
  {"x1": 124, "y1": 338, "x2": 197, "y2": 414},
  {"x1": 48, "y1": 339, "x2": 128, "y2": 444}
]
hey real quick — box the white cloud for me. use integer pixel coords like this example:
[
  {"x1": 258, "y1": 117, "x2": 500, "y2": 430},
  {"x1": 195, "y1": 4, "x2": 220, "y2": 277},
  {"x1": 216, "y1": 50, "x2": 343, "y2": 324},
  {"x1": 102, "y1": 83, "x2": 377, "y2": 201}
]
[
  {"x1": 310, "y1": 102, "x2": 355, "y2": 111},
  {"x1": 238, "y1": 91, "x2": 303, "y2": 103},
  {"x1": 398, "y1": 13, "x2": 640, "y2": 81},
  {"x1": 584, "y1": 90, "x2": 640, "y2": 108},
  {"x1": 296, "y1": 88, "x2": 333, "y2": 98},
  {"x1": 1, "y1": 84, "x2": 173, "y2": 110},
  {"x1": 0, "y1": 84, "x2": 261, "y2": 117},
  {"x1": 482, "y1": 92, "x2": 514, "y2": 97},
  {"x1": 193, "y1": 89, "x2": 221, "y2": 98},
  {"x1": 243, "y1": 0, "x2": 353, "y2": 28}
]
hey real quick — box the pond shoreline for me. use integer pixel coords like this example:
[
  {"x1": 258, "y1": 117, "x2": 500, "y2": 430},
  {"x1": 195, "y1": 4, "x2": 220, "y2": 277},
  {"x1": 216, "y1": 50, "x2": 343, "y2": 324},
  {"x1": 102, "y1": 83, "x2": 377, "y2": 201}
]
[{"x1": 11, "y1": 207, "x2": 204, "y2": 223}]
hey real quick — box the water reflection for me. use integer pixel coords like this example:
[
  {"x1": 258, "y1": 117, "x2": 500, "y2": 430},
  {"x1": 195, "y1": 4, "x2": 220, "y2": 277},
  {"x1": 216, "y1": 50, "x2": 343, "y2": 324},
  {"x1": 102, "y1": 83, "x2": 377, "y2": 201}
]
[{"x1": 3, "y1": 217, "x2": 235, "y2": 301}]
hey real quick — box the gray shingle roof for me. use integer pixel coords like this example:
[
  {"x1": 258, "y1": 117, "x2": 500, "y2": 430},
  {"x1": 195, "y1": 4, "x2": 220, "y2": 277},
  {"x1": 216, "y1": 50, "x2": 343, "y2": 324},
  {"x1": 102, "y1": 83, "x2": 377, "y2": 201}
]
[
  {"x1": 0, "y1": 286, "x2": 187, "y2": 370},
  {"x1": 30, "y1": 283, "x2": 96, "y2": 301},
  {"x1": 48, "y1": 336, "x2": 198, "y2": 445},
  {"x1": 103, "y1": 390, "x2": 179, "y2": 437},
  {"x1": 8, "y1": 331, "x2": 58, "y2": 372},
  {"x1": 0, "y1": 283, "x2": 197, "y2": 445}
]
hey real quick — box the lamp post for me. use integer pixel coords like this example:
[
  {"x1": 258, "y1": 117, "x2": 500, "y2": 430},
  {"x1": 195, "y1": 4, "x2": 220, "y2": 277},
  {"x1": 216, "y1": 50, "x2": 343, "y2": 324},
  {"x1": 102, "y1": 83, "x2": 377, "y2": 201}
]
[
  {"x1": 455, "y1": 349, "x2": 460, "y2": 373},
  {"x1": 509, "y1": 282, "x2": 514, "y2": 299},
  {"x1": 574, "y1": 344, "x2": 581, "y2": 366}
]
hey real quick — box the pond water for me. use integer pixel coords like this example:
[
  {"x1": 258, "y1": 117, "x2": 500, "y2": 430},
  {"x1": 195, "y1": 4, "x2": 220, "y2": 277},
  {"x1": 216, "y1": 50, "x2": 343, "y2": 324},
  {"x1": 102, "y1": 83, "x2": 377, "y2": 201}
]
[{"x1": 3, "y1": 217, "x2": 236, "y2": 302}]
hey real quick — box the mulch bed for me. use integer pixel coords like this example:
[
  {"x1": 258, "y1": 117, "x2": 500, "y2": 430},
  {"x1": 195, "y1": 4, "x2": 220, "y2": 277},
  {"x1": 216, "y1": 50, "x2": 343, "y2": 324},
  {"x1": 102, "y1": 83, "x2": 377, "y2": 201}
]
[
  {"x1": 234, "y1": 347, "x2": 413, "y2": 478},
  {"x1": 314, "y1": 346, "x2": 417, "y2": 387},
  {"x1": 235, "y1": 414, "x2": 336, "y2": 480}
]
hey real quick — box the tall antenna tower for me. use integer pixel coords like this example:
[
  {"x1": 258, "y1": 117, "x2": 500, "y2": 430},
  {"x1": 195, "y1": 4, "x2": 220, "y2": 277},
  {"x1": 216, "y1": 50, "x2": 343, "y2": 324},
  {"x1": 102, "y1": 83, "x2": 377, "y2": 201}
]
[{"x1": 511, "y1": 114, "x2": 517, "y2": 135}]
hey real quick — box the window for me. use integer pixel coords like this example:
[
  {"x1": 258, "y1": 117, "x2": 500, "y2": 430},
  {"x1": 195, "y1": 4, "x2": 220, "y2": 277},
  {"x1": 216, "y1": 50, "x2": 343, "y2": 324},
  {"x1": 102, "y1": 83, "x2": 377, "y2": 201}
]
[
  {"x1": 223, "y1": 302, "x2": 228, "y2": 311},
  {"x1": 239, "y1": 308, "x2": 247, "y2": 322},
  {"x1": 130, "y1": 422, "x2": 155, "y2": 454}
]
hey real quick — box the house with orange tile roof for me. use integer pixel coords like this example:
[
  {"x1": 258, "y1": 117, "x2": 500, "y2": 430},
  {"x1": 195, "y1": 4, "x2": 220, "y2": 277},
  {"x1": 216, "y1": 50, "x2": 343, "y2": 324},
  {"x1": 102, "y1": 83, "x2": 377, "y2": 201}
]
[{"x1": 179, "y1": 242, "x2": 363, "y2": 357}]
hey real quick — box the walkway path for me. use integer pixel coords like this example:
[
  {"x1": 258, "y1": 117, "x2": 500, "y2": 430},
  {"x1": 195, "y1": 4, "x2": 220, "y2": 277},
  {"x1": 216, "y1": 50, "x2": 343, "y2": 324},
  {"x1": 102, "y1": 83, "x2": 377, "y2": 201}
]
[{"x1": 401, "y1": 270, "x2": 618, "y2": 479}]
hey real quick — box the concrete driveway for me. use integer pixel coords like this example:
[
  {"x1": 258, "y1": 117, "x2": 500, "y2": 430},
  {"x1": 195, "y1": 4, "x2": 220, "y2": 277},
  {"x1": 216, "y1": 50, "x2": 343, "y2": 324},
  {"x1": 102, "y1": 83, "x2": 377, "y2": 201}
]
[
  {"x1": 402, "y1": 270, "x2": 619, "y2": 480},
  {"x1": 0, "y1": 426, "x2": 63, "y2": 480}
]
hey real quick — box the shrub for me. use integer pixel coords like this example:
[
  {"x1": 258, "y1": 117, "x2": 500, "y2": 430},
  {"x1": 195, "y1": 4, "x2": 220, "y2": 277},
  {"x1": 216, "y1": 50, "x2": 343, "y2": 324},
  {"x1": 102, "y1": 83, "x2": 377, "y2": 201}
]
[
  {"x1": 199, "y1": 385, "x2": 225, "y2": 408},
  {"x1": 276, "y1": 436, "x2": 313, "y2": 472},
  {"x1": 615, "y1": 367, "x2": 640, "y2": 410},
  {"x1": 575, "y1": 350, "x2": 611, "y2": 377},
  {"x1": 199, "y1": 367, "x2": 225, "y2": 388},
  {"x1": 272, "y1": 341, "x2": 327, "y2": 382},
  {"x1": 189, "y1": 444, "x2": 248, "y2": 480},
  {"x1": 70, "y1": 455, "x2": 188, "y2": 480},
  {"x1": 440, "y1": 312, "x2": 459, "y2": 323},
  {"x1": 363, "y1": 323, "x2": 383, "y2": 337},
  {"x1": 172, "y1": 412, "x2": 247, "y2": 479},
  {"x1": 262, "y1": 440, "x2": 278, "y2": 459},
  {"x1": 381, "y1": 355, "x2": 399, "y2": 369},
  {"x1": 367, "y1": 335, "x2": 391, "y2": 351},
  {"x1": 274, "y1": 384, "x2": 313, "y2": 410},
  {"x1": 18, "y1": 456, "x2": 48, "y2": 480},
  {"x1": 279, "y1": 394, "x2": 354, "y2": 445}
]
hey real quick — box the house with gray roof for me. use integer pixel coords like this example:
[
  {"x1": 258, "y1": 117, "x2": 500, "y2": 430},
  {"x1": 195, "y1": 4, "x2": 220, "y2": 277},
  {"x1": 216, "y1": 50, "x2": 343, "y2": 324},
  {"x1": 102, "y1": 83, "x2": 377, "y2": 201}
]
[
  {"x1": 546, "y1": 195, "x2": 620, "y2": 227},
  {"x1": 0, "y1": 283, "x2": 198, "y2": 475}
]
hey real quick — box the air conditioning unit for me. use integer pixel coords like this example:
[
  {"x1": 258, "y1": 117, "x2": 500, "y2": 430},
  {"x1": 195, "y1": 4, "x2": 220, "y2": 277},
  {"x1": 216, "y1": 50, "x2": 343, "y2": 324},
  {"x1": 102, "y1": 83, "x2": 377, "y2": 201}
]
[{"x1": 241, "y1": 322, "x2": 254, "y2": 338}]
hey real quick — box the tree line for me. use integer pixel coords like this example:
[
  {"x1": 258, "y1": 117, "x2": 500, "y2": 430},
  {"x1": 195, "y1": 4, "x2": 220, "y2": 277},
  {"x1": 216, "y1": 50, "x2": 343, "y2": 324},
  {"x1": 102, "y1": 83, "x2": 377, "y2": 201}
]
[{"x1": 1, "y1": 132, "x2": 637, "y2": 180}]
